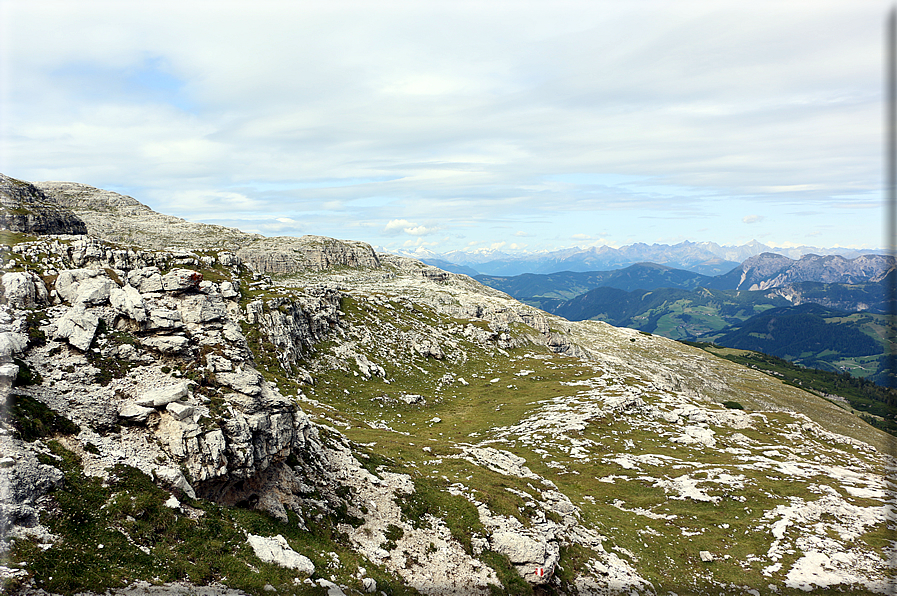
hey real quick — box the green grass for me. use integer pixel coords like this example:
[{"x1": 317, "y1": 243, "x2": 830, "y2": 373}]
[{"x1": 4, "y1": 394, "x2": 79, "y2": 442}]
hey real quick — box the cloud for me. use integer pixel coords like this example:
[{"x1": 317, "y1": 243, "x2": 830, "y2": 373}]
[
  {"x1": 384, "y1": 219, "x2": 440, "y2": 236},
  {"x1": 571, "y1": 233, "x2": 594, "y2": 240},
  {"x1": 742, "y1": 215, "x2": 765, "y2": 224},
  {"x1": 276, "y1": 217, "x2": 296, "y2": 224},
  {"x1": 0, "y1": 2, "x2": 884, "y2": 251}
]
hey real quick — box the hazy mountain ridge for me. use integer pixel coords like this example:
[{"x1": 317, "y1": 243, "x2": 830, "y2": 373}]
[
  {"x1": 477, "y1": 254, "x2": 894, "y2": 311},
  {"x1": 408, "y1": 240, "x2": 883, "y2": 277},
  {"x1": 1, "y1": 175, "x2": 896, "y2": 596}
]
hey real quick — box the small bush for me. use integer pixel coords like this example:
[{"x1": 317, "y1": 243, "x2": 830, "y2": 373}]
[{"x1": 722, "y1": 400, "x2": 744, "y2": 410}]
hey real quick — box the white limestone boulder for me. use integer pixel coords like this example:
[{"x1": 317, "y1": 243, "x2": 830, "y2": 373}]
[
  {"x1": 135, "y1": 383, "x2": 189, "y2": 408},
  {"x1": 246, "y1": 534, "x2": 315, "y2": 574},
  {"x1": 109, "y1": 284, "x2": 147, "y2": 323},
  {"x1": 127, "y1": 267, "x2": 163, "y2": 293},
  {"x1": 490, "y1": 531, "x2": 559, "y2": 585},
  {"x1": 162, "y1": 269, "x2": 203, "y2": 292},
  {"x1": 118, "y1": 403, "x2": 155, "y2": 424},
  {"x1": 53, "y1": 305, "x2": 100, "y2": 351},
  {"x1": 139, "y1": 335, "x2": 190, "y2": 354},
  {"x1": 1, "y1": 272, "x2": 49, "y2": 309},
  {"x1": 55, "y1": 269, "x2": 113, "y2": 306}
]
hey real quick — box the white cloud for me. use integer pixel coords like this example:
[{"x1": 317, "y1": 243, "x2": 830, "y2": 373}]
[
  {"x1": 742, "y1": 215, "x2": 765, "y2": 224},
  {"x1": 0, "y1": 1, "x2": 884, "y2": 252},
  {"x1": 385, "y1": 219, "x2": 415, "y2": 232},
  {"x1": 276, "y1": 217, "x2": 296, "y2": 224},
  {"x1": 384, "y1": 219, "x2": 440, "y2": 236}
]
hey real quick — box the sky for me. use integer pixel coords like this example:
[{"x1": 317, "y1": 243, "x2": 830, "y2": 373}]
[{"x1": 0, "y1": 1, "x2": 891, "y2": 256}]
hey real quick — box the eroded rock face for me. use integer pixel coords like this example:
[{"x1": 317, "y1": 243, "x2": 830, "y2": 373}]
[
  {"x1": 0, "y1": 174, "x2": 88, "y2": 235},
  {"x1": 244, "y1": 289, "x2": 341, "y2": 374},
  {"x1": 236, "y1": 235, "x2": 381, "y2": 274}
]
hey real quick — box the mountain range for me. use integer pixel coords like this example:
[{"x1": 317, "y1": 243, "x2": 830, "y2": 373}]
[
  {"x1": 474, "y1": 255, "x2": 895, "y2": 382},
  {"x1": 1, "y1": 173, "x2": 896, "y2": 596},
  {"x1": 403, "y1": 241, "x2": 884, "y2": 277}
]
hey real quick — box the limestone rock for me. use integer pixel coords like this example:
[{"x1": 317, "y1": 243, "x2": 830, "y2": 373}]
[
  {"x1": 55, "y1": 269, "x2": 113, "y2": 305},
  {"x1": 153, "y1": 466, "x2": 197, "y2": 499},
  {"x1": 119, "y1": 403, "x2": 155, "y2": 423},
  {"x1": 54, "y1": 305, "x2": 100, "y2": 351},
  {"x1": 178, "y1": 294, "x2": 226, "y2": 324},
  {"x1": 166, "y1": 402, "x2": 194, "y2": 421},
  {"x1": 216, "y1": 367, "x2": 262, "y2": 396},
  {"x1": 140, "y1": 335, "x2": 190, "y2": 354},
  {"x1": 0, "y1": 331, "x2": 27, "y2": 358},
  {"x1": 411, "y1": 335, "x2": 444, "y2": 359},
  {"x1": 490, "y1": 531, "x2": 559, "y2": 584},
  {"x1": 0, "y1": 436, "x2": 65, "y2": 529},
  {"x1": 127, "y1": 267, "x2": 164, "y2": 293},
  {"x1": 220, "y1": 281, "x2": 239, "y2": 299},
  {"x1": 236, "y1": 235, "x2": 380, "y2": 275},
  {"x1": 0, "y1": 272, "x2": 49, "y2": 309},
  {"x1": 0, "y1": 362, "x2": 19, "y2": 396},
  {"x1": 35, "y1": 180, "x2": 257, "y2": 252},
  {"x1": 148, "y1": 308, "x2": 184, "y2": 330},
  {"x1": 135, "y1": 383, "x2": 189, "y2": 408},
  {"x1": 246, "y1": 534, "x2": 315, "y2": 574},
  {"x1": 109, "y1": 284, "x2": 147, "y2": 323},
  {"x1": 162, "y1": 269, "x2": 203, "y2": 292}
]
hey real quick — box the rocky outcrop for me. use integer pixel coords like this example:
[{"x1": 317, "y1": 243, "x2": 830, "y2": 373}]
[
  {"x1": 0, "y1": 174, "x2": 87, "y2": 235},
  {"x1": 34, "y1": 181, "x2": 254, "y2": 252},
  {"x1": 244, "y1": 289, "x2": 342, "y2": 374},
  {"x1": 236, "y1": 235, "x2": 381, "y2": 274}
]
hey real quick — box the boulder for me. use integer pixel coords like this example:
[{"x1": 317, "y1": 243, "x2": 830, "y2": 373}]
[
  {"x1": 74, "y1": 278, "x2": 113, "y2": 305},
  {"x1": 55, "y1": 269, "x2": 112, "y2": 305},
  {"x1": 147, "y1": 308, "x2": 184, "y2": 330},
  {"x1": 118, "y1": 403, "x2": 155, "y2": 424},
  {"x1": 1, "y1": 272, "x2": 49, "y2": 309},
  {"x1": 412, "y1": 335, "x2": 444, "y2": 359},
  {"x1": 54, "y1": 305, "x2": 100, "y2": 351},
  {"x1": 162, "y1": 269, "x2": 203, "y2": 292},
  {"x1": 166, "y1": 401, "x2": 194, "y2": 421},
  {"x1": 178, "y1": 294, "x2": 226, "y2": 324},
  {"x1": 490, "y1": 531, "x2": 559, "y2": 584},
  {"x1": 0, "y1": 332, "x2": 27, "y2": 358},
  {"x1": 206, "y1": 354, "x2": 233, "y2": 373},
  {"x1": 127, "y1": 267, "x2": 163, "y2": 293},
  {"x1": 0, "y1": 362, "x2": 19, "y2": 393},
  {"x1": 135, "y1": 383, "x2": 189, "y2": 408},
  {"x1": 139, "y1": 335, "x2": 190, "y2": 354},
  {"x1": 246, "y1": 534, "x2": 315, "y2": 574},
  {"x1": 216, "y1": 367, "x2": 262, "y2": 396},
  {"x1": 153, "y1": 466, "x2": 196, "y2": 499},
  {"x1": 109, "y1": 284, "x2": 147, "y2": 323},
  {"x1": 220, "y1": 281, "x2": 239, "y2": 299}
]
